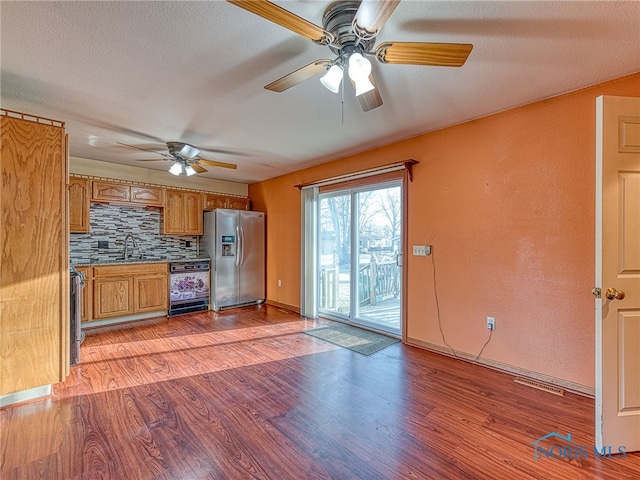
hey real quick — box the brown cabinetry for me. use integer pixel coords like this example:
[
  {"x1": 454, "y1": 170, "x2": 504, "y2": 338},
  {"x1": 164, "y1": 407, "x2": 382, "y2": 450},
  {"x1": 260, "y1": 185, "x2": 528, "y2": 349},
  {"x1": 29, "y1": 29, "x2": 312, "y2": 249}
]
[
  {"x1": 69, "y1": 177, "x2": 90, "y2": 233},
  {"x1": 227, "y1": 196, "x2": 251, "y2": 210},
  {"x1": 92, "y1": 180, "x2": 163, "y2": 207},
  {"x1": 92, "y1": 180, "x2": 130, "y2": 203},
  {"x1": 135, "y1": 275, "x2": 168, "y2": 312},
  {"x1": 92, "y1": 263, "x2": 167, "y2": 320},
  {"x1": 163, "y1": 190, "x2": 203, "y2": 234},
  {"x1": 76, "y1": 266, "x2": 93, "y2": 322},
  {"x1": 204, "y1": 193, "x2": 251, "y2": 211},
  {"x1": 1, "y1": 110, "x2": 69, "y2": 395},
  {"x1": 130, "y1": 186, "x2": 163, "y2": 206}
]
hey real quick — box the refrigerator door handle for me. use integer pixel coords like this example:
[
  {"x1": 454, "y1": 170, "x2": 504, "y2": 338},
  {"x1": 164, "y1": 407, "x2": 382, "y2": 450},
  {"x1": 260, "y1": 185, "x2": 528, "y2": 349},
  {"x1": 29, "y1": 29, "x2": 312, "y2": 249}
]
[
  {"x1": 240, "y1": 225, "x2": 245, "y2": 265},
  {"x1": 235, "y1": 225, "x2": 241, "y2": 267}
]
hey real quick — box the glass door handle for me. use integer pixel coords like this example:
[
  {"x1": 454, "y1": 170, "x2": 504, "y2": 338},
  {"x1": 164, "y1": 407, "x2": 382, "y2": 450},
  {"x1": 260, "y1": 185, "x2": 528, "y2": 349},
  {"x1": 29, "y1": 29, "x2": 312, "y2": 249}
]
[{"x1": 396, "y1": 254, "x2": 402, "y2": 267}]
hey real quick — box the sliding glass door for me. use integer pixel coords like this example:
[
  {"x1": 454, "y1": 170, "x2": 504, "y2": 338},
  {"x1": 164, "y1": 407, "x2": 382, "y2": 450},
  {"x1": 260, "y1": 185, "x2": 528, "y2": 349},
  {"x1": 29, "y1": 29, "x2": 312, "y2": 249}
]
[{"x1": 318, "y1": 180, "x2": 402, "y2": 335}]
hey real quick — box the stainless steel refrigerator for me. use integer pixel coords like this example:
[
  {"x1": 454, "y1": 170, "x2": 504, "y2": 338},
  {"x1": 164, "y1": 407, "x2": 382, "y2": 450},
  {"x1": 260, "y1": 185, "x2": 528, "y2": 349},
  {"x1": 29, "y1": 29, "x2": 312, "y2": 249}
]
[{"x1": 203, "y1": 209, "x2": 265, "y2": 311}]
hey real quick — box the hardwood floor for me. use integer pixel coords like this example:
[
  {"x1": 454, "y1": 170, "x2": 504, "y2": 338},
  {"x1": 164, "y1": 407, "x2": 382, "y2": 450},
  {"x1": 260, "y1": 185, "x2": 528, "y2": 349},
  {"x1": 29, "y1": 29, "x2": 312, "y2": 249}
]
[{"x1": 1, "y1": 305, "x2": 639, "y2": 479}]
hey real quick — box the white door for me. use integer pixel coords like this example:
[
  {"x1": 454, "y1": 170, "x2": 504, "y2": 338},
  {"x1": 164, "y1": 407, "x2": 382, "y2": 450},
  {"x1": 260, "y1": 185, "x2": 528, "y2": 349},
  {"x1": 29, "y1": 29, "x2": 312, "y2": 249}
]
[{"x1": 595, "y1": 95, "x2": 640, "y2": 452}]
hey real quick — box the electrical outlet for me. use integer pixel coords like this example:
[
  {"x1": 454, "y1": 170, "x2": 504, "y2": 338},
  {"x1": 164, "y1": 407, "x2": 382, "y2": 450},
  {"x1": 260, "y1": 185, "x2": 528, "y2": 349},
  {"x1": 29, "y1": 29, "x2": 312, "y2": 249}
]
[
  {"x1": 97, "y1": 240, "x2": 108, "y2": 249},
  {"x1": 277, "y1": 279, "x2": 282, "y2": 287},
  {"x1": 413, "y1": 245, "x2": 427, "y2": 256},
  {"x1": 487, "y1": 316, "x2": 496, "y2": 330},
  {"x1": 185, "y1": 241, "x2": 191, "y2": 247}
]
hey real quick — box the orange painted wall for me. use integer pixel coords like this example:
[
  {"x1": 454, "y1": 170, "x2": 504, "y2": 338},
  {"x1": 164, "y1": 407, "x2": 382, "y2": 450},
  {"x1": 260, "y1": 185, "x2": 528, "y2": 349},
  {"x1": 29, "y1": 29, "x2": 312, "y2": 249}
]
[{"x1": 249, "y1": 73, "x2": 640, "y2": 388}]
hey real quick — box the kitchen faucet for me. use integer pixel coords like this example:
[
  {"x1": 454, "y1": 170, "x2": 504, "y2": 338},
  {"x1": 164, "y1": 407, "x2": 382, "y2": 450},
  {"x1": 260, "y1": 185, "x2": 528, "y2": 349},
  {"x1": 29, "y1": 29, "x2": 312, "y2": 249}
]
[{"x1": 123, "y1": 234, "x2": 138, "y2": 259}]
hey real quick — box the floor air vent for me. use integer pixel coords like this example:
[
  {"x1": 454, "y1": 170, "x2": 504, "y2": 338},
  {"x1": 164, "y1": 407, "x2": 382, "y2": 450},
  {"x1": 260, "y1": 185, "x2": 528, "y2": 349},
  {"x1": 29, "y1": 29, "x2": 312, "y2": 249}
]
[{"x1": 514, "y1": 377, "x2": 565, "y2": 396}]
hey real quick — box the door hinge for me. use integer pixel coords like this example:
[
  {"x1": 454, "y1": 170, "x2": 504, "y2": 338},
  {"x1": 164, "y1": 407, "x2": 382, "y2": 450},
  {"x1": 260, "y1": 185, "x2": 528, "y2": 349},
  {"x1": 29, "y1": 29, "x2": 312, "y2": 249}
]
[{"x1": 592, "y1": 287, "x2": 602, "y2": 298}]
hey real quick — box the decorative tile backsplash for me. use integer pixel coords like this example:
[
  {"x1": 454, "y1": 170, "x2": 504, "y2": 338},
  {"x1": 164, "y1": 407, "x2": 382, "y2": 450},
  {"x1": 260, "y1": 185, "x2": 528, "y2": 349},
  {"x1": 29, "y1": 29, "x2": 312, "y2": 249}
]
[{"x1": 70, "y1": 203, "x2": 200, "y2": 264}]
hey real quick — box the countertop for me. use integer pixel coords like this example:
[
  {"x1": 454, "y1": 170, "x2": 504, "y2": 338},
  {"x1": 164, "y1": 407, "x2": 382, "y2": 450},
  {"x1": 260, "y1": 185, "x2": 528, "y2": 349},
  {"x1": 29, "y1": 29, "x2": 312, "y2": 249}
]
[{"x1": 73, "y1": 257, "x2": 210, "y2": 267}]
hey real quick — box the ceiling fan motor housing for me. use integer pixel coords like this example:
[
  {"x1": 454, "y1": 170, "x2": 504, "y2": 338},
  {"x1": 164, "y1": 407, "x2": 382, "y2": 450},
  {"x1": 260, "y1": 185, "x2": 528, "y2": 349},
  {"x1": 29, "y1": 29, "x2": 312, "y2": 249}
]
[{"x1": 324, "y1": 1, "x2": 375, "y2": 59}]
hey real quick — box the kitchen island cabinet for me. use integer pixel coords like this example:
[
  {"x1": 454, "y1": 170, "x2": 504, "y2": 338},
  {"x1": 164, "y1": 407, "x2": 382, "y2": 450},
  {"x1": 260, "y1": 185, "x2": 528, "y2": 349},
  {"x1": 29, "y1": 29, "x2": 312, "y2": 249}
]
[{"x1": 92, "y1": 263, "x2": 168, "y2": 320}]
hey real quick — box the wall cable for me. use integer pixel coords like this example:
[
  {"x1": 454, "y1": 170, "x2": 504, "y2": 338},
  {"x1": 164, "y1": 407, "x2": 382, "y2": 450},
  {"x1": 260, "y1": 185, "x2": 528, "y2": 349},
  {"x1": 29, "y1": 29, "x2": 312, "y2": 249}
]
[
  {"x1": 430, "y1": 247, "x2": 494, "y2": 362},
  {"x1": 430, "y1": 249, "x2": 459, "y2": 358}
]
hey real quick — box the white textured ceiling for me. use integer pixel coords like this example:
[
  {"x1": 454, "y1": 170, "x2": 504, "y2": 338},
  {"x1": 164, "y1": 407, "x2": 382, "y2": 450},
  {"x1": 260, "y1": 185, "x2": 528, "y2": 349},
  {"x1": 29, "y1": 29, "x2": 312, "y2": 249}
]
[{"x1": 2, "y1": 1, "x2": 639, "y2": 184}]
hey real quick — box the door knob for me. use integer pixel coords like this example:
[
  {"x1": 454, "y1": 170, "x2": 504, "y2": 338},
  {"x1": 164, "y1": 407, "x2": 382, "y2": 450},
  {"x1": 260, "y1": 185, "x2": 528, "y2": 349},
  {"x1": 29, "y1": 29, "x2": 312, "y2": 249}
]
[{"x1": 605, "y1": 287, "x2": 625, "y2": 300}]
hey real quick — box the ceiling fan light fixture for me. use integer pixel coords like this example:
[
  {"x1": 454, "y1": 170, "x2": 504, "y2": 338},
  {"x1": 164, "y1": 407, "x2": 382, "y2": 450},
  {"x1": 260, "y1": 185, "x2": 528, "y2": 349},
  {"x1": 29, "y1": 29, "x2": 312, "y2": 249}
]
[
  {"x1": 179, "y1": 144, "x2": 200, "y2": 159},
  {"x1": 348, "y1": 53, "x2": 375, "y2": 96},
  {"x1": 169, "y1": 161, "x2": 184, "y2": 176},
  {"x1": 320, "y1": 65, "x2": 343, "y2": 93},
  {"x1": 185, "y1": 165, "x2": 197, "y2": 176}
]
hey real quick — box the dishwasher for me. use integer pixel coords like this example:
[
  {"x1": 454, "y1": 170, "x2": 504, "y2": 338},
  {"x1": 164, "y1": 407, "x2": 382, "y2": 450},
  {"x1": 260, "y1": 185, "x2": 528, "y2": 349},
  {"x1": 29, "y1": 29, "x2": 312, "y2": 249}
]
[{"x1": 168, "y1": 260, "x2": 210, "y2": 316}]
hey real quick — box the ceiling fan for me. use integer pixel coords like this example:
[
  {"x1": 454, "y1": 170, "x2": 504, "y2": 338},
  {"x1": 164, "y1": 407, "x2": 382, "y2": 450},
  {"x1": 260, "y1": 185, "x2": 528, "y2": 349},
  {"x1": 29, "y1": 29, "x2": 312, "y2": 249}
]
[
  {"x1": 227, "y1": 0, "x2": 473, "y2": 111},
  {"x1": 118, "y1": 141, "x2": 238, "y2": 176}
]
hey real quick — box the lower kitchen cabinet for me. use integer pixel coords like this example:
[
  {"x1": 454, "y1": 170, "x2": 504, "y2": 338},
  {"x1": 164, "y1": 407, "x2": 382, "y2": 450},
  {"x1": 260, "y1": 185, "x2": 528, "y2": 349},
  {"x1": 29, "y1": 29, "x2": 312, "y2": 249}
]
[
  {"x1": 75, "y1": 266, "x2": 93, "y2": 322},
  {"x1": 135, "y1": 274, "x2": 168, "y2": 312},
  {"x1": 92, "y1": 263, "x2": 168, "y2": 320},
  {"x1": 94, "y1": 276, "x2": 133, "y2": 319}
]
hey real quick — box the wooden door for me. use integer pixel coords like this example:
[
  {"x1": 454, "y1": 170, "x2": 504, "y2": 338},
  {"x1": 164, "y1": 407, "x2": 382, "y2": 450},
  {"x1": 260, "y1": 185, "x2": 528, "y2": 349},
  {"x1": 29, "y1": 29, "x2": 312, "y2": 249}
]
[
  {"x1": 184, "y1": 192, "x2": 203, "y2": 234},
  {"x1": 227, "y1": 197, "x2": 251, "y2": 210},
  {"x1": 134, "y1": 274, "x2": 168, "y2": 312},
  {"x1": 92, "y1": 180, "x2": 130, "y2": 202},
  {"x1": 595, "y1": 95, "x2": 640, "y2": 452},
  {"x1": 94, "y1": 277, "x2": 134, "y2": 319},
  {"x1": 163, "y1": 190, "x2": 185, "y2": 234},
  {"x1": 75, "y1": 266, "x2": 93, "y2": 322},
  {"x1": 204, "y1": 193, "x2": 228, "y2": 211},
  {"x1": 68, "y1": 177, "x2": 90, "y2": 232},
  {"x1": 130, "y1": 186, "x2": 163, "y2": 206},
  {"x1": 1, "y1": 111, "x2": 68, "y2": 394}
]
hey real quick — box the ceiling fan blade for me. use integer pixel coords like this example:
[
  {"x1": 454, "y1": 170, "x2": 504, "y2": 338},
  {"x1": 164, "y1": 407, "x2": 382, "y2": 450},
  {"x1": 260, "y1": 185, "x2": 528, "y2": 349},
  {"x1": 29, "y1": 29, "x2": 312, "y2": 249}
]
[
  {"x1": 350, "y1": 74, "x2": 383, "y2": 112},
  {"x1": 135, "y1": 159, "x2": 168, "y2": 162},
  {"x1": 197, "y1": 158, "x2": 238, "y2": 170},
  {"x1": 375, "y1": 42, "x2": 473, "y2": 67},
  {"x1": 226, "y1": 0, "x2": 334, "y2": 45},
  {"x1": 117, "y1": 142, "x2": 168, "y2": 157},
  {"x1": 189, "y1": 163, "x2": 207, "y2": 174},
  {"x1": 353, "y1": 0, "x2": 400, "y2": 39},
  {"x1": 265, "y1": 59, "x2": 332, "y2": 92}
]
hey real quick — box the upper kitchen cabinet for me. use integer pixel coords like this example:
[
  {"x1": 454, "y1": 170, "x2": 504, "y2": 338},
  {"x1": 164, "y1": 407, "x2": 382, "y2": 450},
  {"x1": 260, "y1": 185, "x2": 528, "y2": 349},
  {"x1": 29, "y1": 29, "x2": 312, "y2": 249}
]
[
  {"x1": 1, "y1": 109, "x2": 69, "y2": 395},
  {"x1": 92, "y1": 180, "x2": 130, "y2": 202},
  {"x1": 92, "y1": 180, "x2": 163, "y2": 207},
  {"x1": 204, "y1": 193, "x2": 251, "y2": 211},
  {"x1": 163, "y1": 190, "x2": 203, "y2": 235},
  {"x1": 130, "y1": 185, "x2": 163, "y2": 206},
  {"x1": 69, "y1": 176, "x2": 90, "y2": 233},
  {"x1": 227, "y1": 196, "x2": 251, "y2": 211}
]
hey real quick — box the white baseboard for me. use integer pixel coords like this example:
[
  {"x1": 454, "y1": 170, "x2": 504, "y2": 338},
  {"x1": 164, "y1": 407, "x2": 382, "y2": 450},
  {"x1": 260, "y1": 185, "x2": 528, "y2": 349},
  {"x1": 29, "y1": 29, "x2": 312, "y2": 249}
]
[
  {"x1": 406, "y1": 337, "x2": 595, "y2": 398},
  {"x1": 0, "y1": 384, "x2": 51, "y2": 408}
]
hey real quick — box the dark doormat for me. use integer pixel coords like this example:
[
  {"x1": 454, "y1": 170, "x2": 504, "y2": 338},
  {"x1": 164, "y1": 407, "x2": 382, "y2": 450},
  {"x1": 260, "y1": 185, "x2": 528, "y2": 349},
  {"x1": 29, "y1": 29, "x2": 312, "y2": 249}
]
[{"x1": 303, "y1": 323, "x2": 399, "y2": 356}]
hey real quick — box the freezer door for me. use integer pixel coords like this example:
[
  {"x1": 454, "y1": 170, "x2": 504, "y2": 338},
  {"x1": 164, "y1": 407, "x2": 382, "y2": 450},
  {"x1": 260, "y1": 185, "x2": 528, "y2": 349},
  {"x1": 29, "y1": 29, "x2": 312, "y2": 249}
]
[
  {"x1": 213, "y1": 209, "x2": 240, "y2": 309},
  {"x1": 238, "y1": 211, "x2": 265, "y2": 304}
]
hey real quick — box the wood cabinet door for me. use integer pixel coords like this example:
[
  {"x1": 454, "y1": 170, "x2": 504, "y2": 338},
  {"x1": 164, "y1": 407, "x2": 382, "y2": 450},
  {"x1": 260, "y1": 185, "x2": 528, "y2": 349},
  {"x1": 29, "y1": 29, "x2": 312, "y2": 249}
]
[
  {"x1": 92, "y1": 181, "x2": 130, "y2": 203},
  {"x1": 134, "y1": 274, "x2": 168, "y2": 313},
  {"x1": 93, "y1": 277, "x2": 134, "y2": 319},
  {"x1": 184, "y1": 192, "x2": 203, "y2": 234},
  {"x1": 204, "y1": 193, "x2": 228, "y2": 211},
  {"x1": 227, "y1": 197, "x2": 251, "y2": 210},
  {"x1": 75, "y1": 266, "x2": 93, "y2": 322},
  {"x1": 131, "y1": 186, "x2": 163, "y2": 206},
  {"x1": 163, "y1": 190, "x2": 184, "y2": 234},
  {"x1": 69, "y1": 177, "x2": 90, "y2": 233}
]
